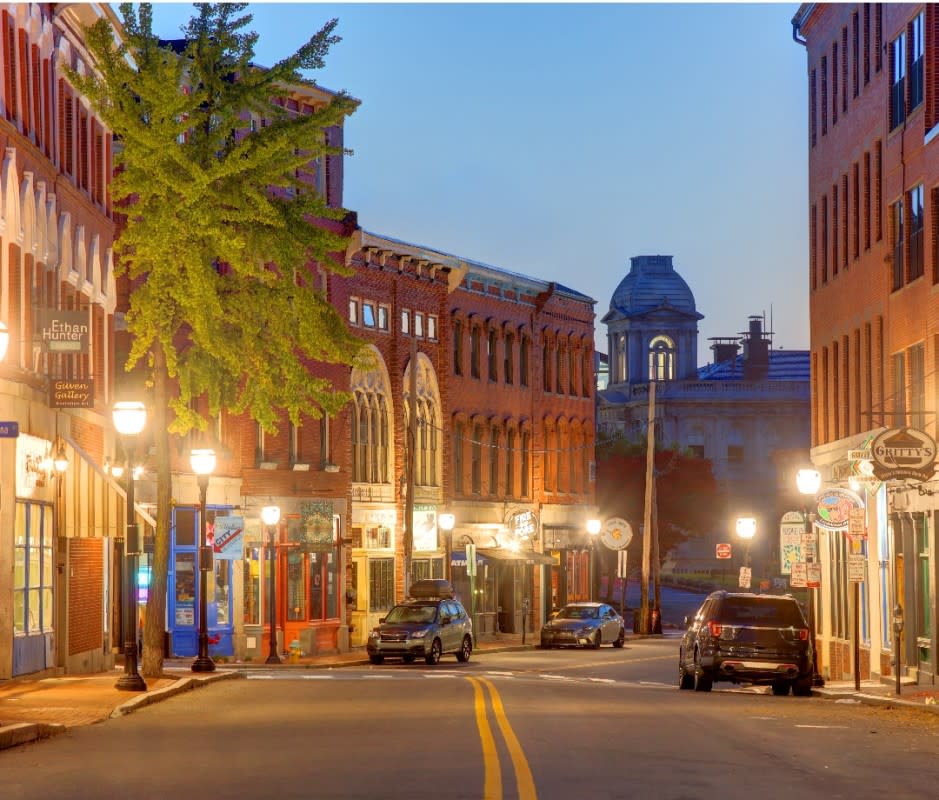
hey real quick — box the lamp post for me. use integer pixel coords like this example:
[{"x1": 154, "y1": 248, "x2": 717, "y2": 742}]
[
  {"x1": 587, "y1": 518, "x2": 601, "y2": 601},
  {"x1": 190, "y1": 448, "x2": 217, "y2": 673},
  {"x1": 796, "y1": 467, "x2": 825, "y2": 687},
  {"x1": 893, "y1": 604, "x2": 904, "y2": 696},
  {"x1": 735, "y1": 516, "x2": 756, "y2": 591},
  {"x1": 262, "y1": 504, "x2": 281, "y2": 664},
  {"x1": 112, "y1": 401, "x2": 147, "y2": 691}
]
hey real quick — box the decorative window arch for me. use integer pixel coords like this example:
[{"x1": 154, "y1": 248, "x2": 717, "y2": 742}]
[
  {"x1": 648, "y1": 334, "x2": 676, "y2": 381},
  {"x1": 350, "y1": 347, "x2": 393, "y2": 484},
  {"x1": 403, "y1": 352, "x2": 443, "y2": 488}
]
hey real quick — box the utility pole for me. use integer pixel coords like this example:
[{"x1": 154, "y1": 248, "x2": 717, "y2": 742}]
[{"x1": 640, "y1": 381, "x2": 655, "y2": 634}]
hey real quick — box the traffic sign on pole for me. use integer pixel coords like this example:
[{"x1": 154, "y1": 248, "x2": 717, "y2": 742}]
[{"x1": 716, "y1": 543, "x2": 732, "y2": 559}]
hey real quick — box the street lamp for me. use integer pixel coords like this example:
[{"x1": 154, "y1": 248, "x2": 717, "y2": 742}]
[
  {"x1": 112, "y1": 400, "x2": 147, "y2": 692},
  {"x1": 262, "y1": 504, "x2": 281, "y2": 665},
  {"x1": 893, "y1": 604, "x2": 904, "y2": 696},
  {"x1": 190, "y1": 448, "x2": 217, "y2": 673},
  {"x1": 735, "y1": 516, "x2": 756, "y2": 590},
  {"x1": 587, "y1": 518, "x2": 601, "y2": 601},
  {"x1": 796, "y1": 467, "x2": 824, "y2": 687}
]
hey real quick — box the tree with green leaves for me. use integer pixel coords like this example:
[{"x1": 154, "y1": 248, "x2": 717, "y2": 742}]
[{"x1": 71, "y1": 3, "x2": 366, "y2": 677}]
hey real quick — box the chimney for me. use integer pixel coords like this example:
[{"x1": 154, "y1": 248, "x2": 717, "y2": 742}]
[
  {"x1": 742, "y1": 316, "x2": 770, "y2": 380},
  {"x1": 709, "y1": 338, "x2": 740, "y2": 364}
]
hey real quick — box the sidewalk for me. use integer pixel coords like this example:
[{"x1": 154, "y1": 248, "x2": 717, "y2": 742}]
[
  {"x1": 814, "y1": 677, "x2": 939, "y2": 715},
  {"x1": 0, "y1": 634, "x2": 534, "y2": 751}
]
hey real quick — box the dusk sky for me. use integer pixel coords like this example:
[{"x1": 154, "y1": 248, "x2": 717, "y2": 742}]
[{"x1": 147, "y1": 2, "x2": 808, "y2": 364}]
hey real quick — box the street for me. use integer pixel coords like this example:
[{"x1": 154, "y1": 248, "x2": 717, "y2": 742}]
[{"x1": 3, "y1": 636, "x2": 939, "y2": 800}]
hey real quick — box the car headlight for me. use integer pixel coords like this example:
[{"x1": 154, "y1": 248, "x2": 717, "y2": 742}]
[
  {"x1": 577, "y1": 626, "x2": 591, "y2": 636},
  {"x1": 368, "y1": 629, "x2": 381, "y2": 639},
  {"x1": 409, "y1": 629, "x2": 429, "y2": 639}
]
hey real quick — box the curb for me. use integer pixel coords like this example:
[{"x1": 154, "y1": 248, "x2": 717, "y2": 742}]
[
  {"x1": 815, "y1": 689, "x2": 939, "y2": 715},
  {"x1": 0, "y1": 721, "x2": 66, "y2": 751},
  {"x1": 110, "y1": 670, "x2": 241, "y2": 718}
]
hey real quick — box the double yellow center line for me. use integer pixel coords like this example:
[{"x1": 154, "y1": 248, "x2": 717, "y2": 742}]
[{"x1": 466, "y1": 676, "x2": 537, "y2": 800}]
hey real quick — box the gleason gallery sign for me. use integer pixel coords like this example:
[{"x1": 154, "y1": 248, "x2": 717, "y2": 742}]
[{"x1": 870, "y1": 427, "x2": 937, "y2": 482}]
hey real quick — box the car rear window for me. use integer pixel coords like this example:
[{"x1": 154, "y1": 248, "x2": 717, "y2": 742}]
[{"x1": 719, "y1": 598, "x2": 805, "y2": 626}]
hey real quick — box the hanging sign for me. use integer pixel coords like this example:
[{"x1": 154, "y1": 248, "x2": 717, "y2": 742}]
[
  {"x1": 848, "y1": 554, "x2": 866, "y2": 583},
  {"x1": 50, "y1": 378, "x2": 94, "y2": 408},
  {"x1": 870, "y1": 427, "x2": 937, "y2": 482},
  {"x1": 790, "y1": 562, "x2": 808, "y2": 588},
  {"x1": 600, "y1": 517, "x2": 632, "y2": 550},
  {"x1": 814, "y1": 487, "x2": 864, "y2": 530},
  {"x1": 806, "y1": 562, "x2": 822, "y2": 589},
  {"x1": 212, "y1": 516, "x2": 245, "y2": 560},
  {"x1": 848, "y1": 508, "x2": 867, "y2": 540},
  {"x1": 39, "y1": 309, "x2": 90, "y2": 353},
  {"x1": 779, "y1": 511, "x2": 804, "y2": 575},
  {"x1": 738, "y1": 566, "x2": 751, "y2": 589}
]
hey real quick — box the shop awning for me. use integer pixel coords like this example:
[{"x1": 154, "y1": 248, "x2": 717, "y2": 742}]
[{"x1": 477, "y1": 548, "x2": 556, "y2": 566}]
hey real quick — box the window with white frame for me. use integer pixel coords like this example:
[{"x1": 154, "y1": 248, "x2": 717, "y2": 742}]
[
  {"x1": 349, "y1": 298, "x2": 359, "y2": 325},
  {"x1": 427, "y1": 314, "x2": 438, "y2": 341},
  {"x1": 378, "y1": 305, "x2": 390, "y2": 331},
  {"x1": 13, "y1": 503, "x2": 54, "y2": 635},
  {"x1": 415, "y1": 312, "x2": 424, "y2": 338},
  {"x1": 362, "y1": 303, "x2": 376, "y2": 328},
  {"x1": 401, "y1": 310, "x2": 410, "y2": 335}
]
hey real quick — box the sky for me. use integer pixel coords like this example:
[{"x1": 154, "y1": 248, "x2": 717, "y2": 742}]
[{"x1": 145, "y1": 2, "x2": 809, "y2": 365}]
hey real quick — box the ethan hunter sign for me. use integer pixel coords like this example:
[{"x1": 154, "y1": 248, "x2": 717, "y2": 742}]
[
  {"x1": 39, "y1": 310, "x2": 90, "y2": 354},
  {"x1": 870, "y1": 427, "x2": 937, "y2": 482}
]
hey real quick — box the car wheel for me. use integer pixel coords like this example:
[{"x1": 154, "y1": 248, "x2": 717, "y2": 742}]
[
  {"x1": 456, "y1": 635, "x2": 473, "y2": 663},
  {"x1": 793, "y1": 677, "x2": 813, "y2": 697},
  {"x1": 425, "y1": 638, "x2": 442, "y2": 665},
  {"x1": 771, "y1": 680, "x2": 790, "y2": 696},
  {"x1": 590, "y1": 630, "x2": 602, "y2": 650},
  {"x1": 368, "y1": 654, "x2": 384, "y2": 665},
  {"x1": 613, "y1": 628, "x2": 626, "y2": 648},
  {"x1": 402, "y1": 654, "x2": 416, "y2": 664},
  {"x1": 693, "y1": 651, "x2": 712, "y2": 692},
  {"x1": 679, "y1": 653, "x2": 695, "y2": 690}
]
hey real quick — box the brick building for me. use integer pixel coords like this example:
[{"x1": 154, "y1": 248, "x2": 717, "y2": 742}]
[
  {"x1": 0, "y1": 3, "x2": 131, "y2": 678},
  {"x1": 794, "y1": 3, "x2": 939, "y2": 686}
]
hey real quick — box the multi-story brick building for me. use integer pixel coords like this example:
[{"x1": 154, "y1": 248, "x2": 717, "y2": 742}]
[
  {"x1": 0, "y1": 3, "x2": 130, "y2": 678},
  {"x1": 794, "y1": 3, "x2": 939, "y2": 686}
]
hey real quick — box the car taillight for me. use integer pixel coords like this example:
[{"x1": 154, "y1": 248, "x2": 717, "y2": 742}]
[
  {"x1": 799, "y1": 628, "x2": 809, "y2": 641},
  {"x1": 707, "y1": 621, "x2": 722, "y2": 637}
]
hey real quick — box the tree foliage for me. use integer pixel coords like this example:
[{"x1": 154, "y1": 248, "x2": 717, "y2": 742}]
[{"x1": 71, "y1": 3, "x2": 366, "y2": 675}]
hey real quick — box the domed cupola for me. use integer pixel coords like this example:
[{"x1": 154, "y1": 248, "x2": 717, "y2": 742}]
[{"x1": 601, "y1": 255, "x2": 703, "y2": 387}]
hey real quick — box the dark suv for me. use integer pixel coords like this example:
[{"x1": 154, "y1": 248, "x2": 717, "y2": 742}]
[{"x1": 678, "y1": 591, "x2": 814, "y2": 695}]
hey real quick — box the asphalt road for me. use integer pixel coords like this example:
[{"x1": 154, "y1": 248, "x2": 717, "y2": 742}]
[{"x1": 3, "y1": 636, "x2": 939, "y2": 800}]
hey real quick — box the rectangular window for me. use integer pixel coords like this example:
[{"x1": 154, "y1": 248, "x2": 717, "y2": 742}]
[
  {"x1": 488, "y1": 330, "x2": 497, "y2": 381},
  {"x1": 863, "y1": 151, "x2": 871, "y2": 251},
  {"x1": 832, "y1": 183, "x2": 839, "y2": 274},
  {"x1": 543, "y1": 344, "x2": 551, "y2": 392},
  {"x1": 811, "y1": 204, "x2": 817, "y2": 289},
  {"x1": 810, "y1": 69, "x2": 817, "y2": 148},
  {"x1": 368, "y1": 558, "x2": 395, "y2": 612},
  {"x1": 910, "y1": 343, "x2": 925, "y2": 430},
  {"x1": 841, "y1": 173, "x2": 848, "y2": 269},
  {"x1": 852, "y1": 164, "x2": 859, "y2": 260},
  {"x1": 471, "y1": 327, "x2": 481, "y2": 379},
  {"x1": 875, "y1": 140, "x2": 882, "y2": 241},
  {"x1": 841, "y1": 28, "x2": 848, "y2": 113},
  {"x1": 348, "y1": 298, "x2": 359, "y2": 325},
  {"x1": 910, "y1": 12, "x2": 924, "y2": 111},
  {"x1": 377, "y1": 305, "x2": 389, "y2": 331},
  {"x1": 852, "y1": 12, "x2": 859, "y2": 98},
  {"x1": 892, "y1": 199, "x2": 904, "y2": 290},
  {"x1": 520, "y1": 432, "x2": 530, "y2": 497},
  {"x1": 504, "y1": 334, "x2": 514, "y2": 385},
  {"x1": 875, "y1": 4, "x2": 883, "y2": 73},
  {"x1": 505, "y1": 429, "x2": 515, "y2": 498},
  {"x1": 890, "y1": 32, "x2": 906, "y2": 130},
  {"x1": 582, "y1": 350, "x2": 592, "y2": 397},
  {"x1": 427, "y1": 315, "x2": 437, "y2": 341},
  {"x1": 832, "y1": 42, "x2": 839, "y2": 125},
  {"x1": 453, "y1": 320, "x2": 463, "y2": 376},
  {"x1": 362, "y1": 303, "x2": 376, "y2": 328},
  {"x1": 727, "y1": 445, "x2": 744, "y2": 462},
  {"x1": 454, "y1": 422, "x2": 464, "y2": 494},
  {"x1": 909, "y1": 184, "x2": 924, "y2": 281},
  {"x1": 13, "y1": 503, "x2": 53, "y2": 635},
  {"x1": 863, "y1": 5, "x2": 871, "y2": 85},
  {"x1": 489, "y1": 426, "x2": 499, "y2": 496},
  {"x1": 401, "y1": 309, "x2": 410, "y2": 335},
  {"x1": 471, "y1": 424, "x2": 482, "y2": 495},
  {"x1": 414, "y1": 312, "x2": 424, "y2": 338},
  {"x1": 822, "y1": 194, "x2": 829, "y2": 282},
  {"x1": 893, "y1": 350, "x2": 907, "y2": 425},
  {"x1": 821, "y1": 55, "x2": 829, "y2": 135},
  {"x1": 520, "y1": 337, "x2": 530, "y2": 387}
]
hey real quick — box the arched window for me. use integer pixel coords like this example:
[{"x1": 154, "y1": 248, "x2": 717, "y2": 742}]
[
  {"x1": 350, "y1": 349, "x2": 393, "y2": 485},
  {"x1": 404, "y1": 353, "x2": 443, "y2": 488},
  {"x1": 648, "y1": 335, "x2": 676, "y2": 381}
]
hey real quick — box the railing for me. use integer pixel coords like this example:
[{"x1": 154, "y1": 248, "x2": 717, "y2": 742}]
[{"x1": 626, "y1": 380, "x2": 809, "y2": 401}]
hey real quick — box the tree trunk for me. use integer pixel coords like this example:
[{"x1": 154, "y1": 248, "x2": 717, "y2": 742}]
[{"x1": 141, "y1": 347, "x2": 173, "y2": 678}]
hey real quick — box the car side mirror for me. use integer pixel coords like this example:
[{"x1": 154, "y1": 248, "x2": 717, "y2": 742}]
[
  {"x1": 683, "y1": 616, "x2": 690, "y2": 627},
  {"x1": 379, "y1": 617, "x2": 386, "y2": 624},
  {"x1": 440, "y1": 616, "x2": 451, "y2": 625}
]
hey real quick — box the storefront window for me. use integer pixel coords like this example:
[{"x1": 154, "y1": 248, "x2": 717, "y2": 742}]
[
  {"x1": 175, "y1": 553, "x2": 196, "y2": 626},
  {"x1": 411, "y1": 557, "x2": 443, "y2": 583},
  {"x1": 215, "y1": 561, "x2": 230, "y2": 625},
  {"x1": 288, "y1": 551, "x2": 304, "y2": 621},
  {"x1": 369, "y1": 558, "x2": 395, "y2": 611},
  {"x1": 243, "y1": 550, "x2": 260, "y2": 625},
  {"x1": 308, "y1": 551, "x2": 338, "y2": 621},
  {"x1": 13, "y1": 503, "x2": 54, "y2": 634}
]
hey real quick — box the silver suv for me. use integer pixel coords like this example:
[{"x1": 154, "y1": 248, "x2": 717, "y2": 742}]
[{"x1": 367, "y1": 580, "x2": 473, "y2": 665}]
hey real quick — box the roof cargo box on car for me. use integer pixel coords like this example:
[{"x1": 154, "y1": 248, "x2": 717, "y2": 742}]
[{"x1": 408, "y1": 579, "x2": 454, "y2": 600}]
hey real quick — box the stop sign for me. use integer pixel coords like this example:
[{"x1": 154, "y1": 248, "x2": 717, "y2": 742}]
[{"x1": 716, "y1": 543, "x2": 732, "y2": 559}]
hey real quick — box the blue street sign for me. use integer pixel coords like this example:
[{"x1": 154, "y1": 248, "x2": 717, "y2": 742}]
[{"x1": 0, "y1": 421, "x2": 18, "y2": 438}]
